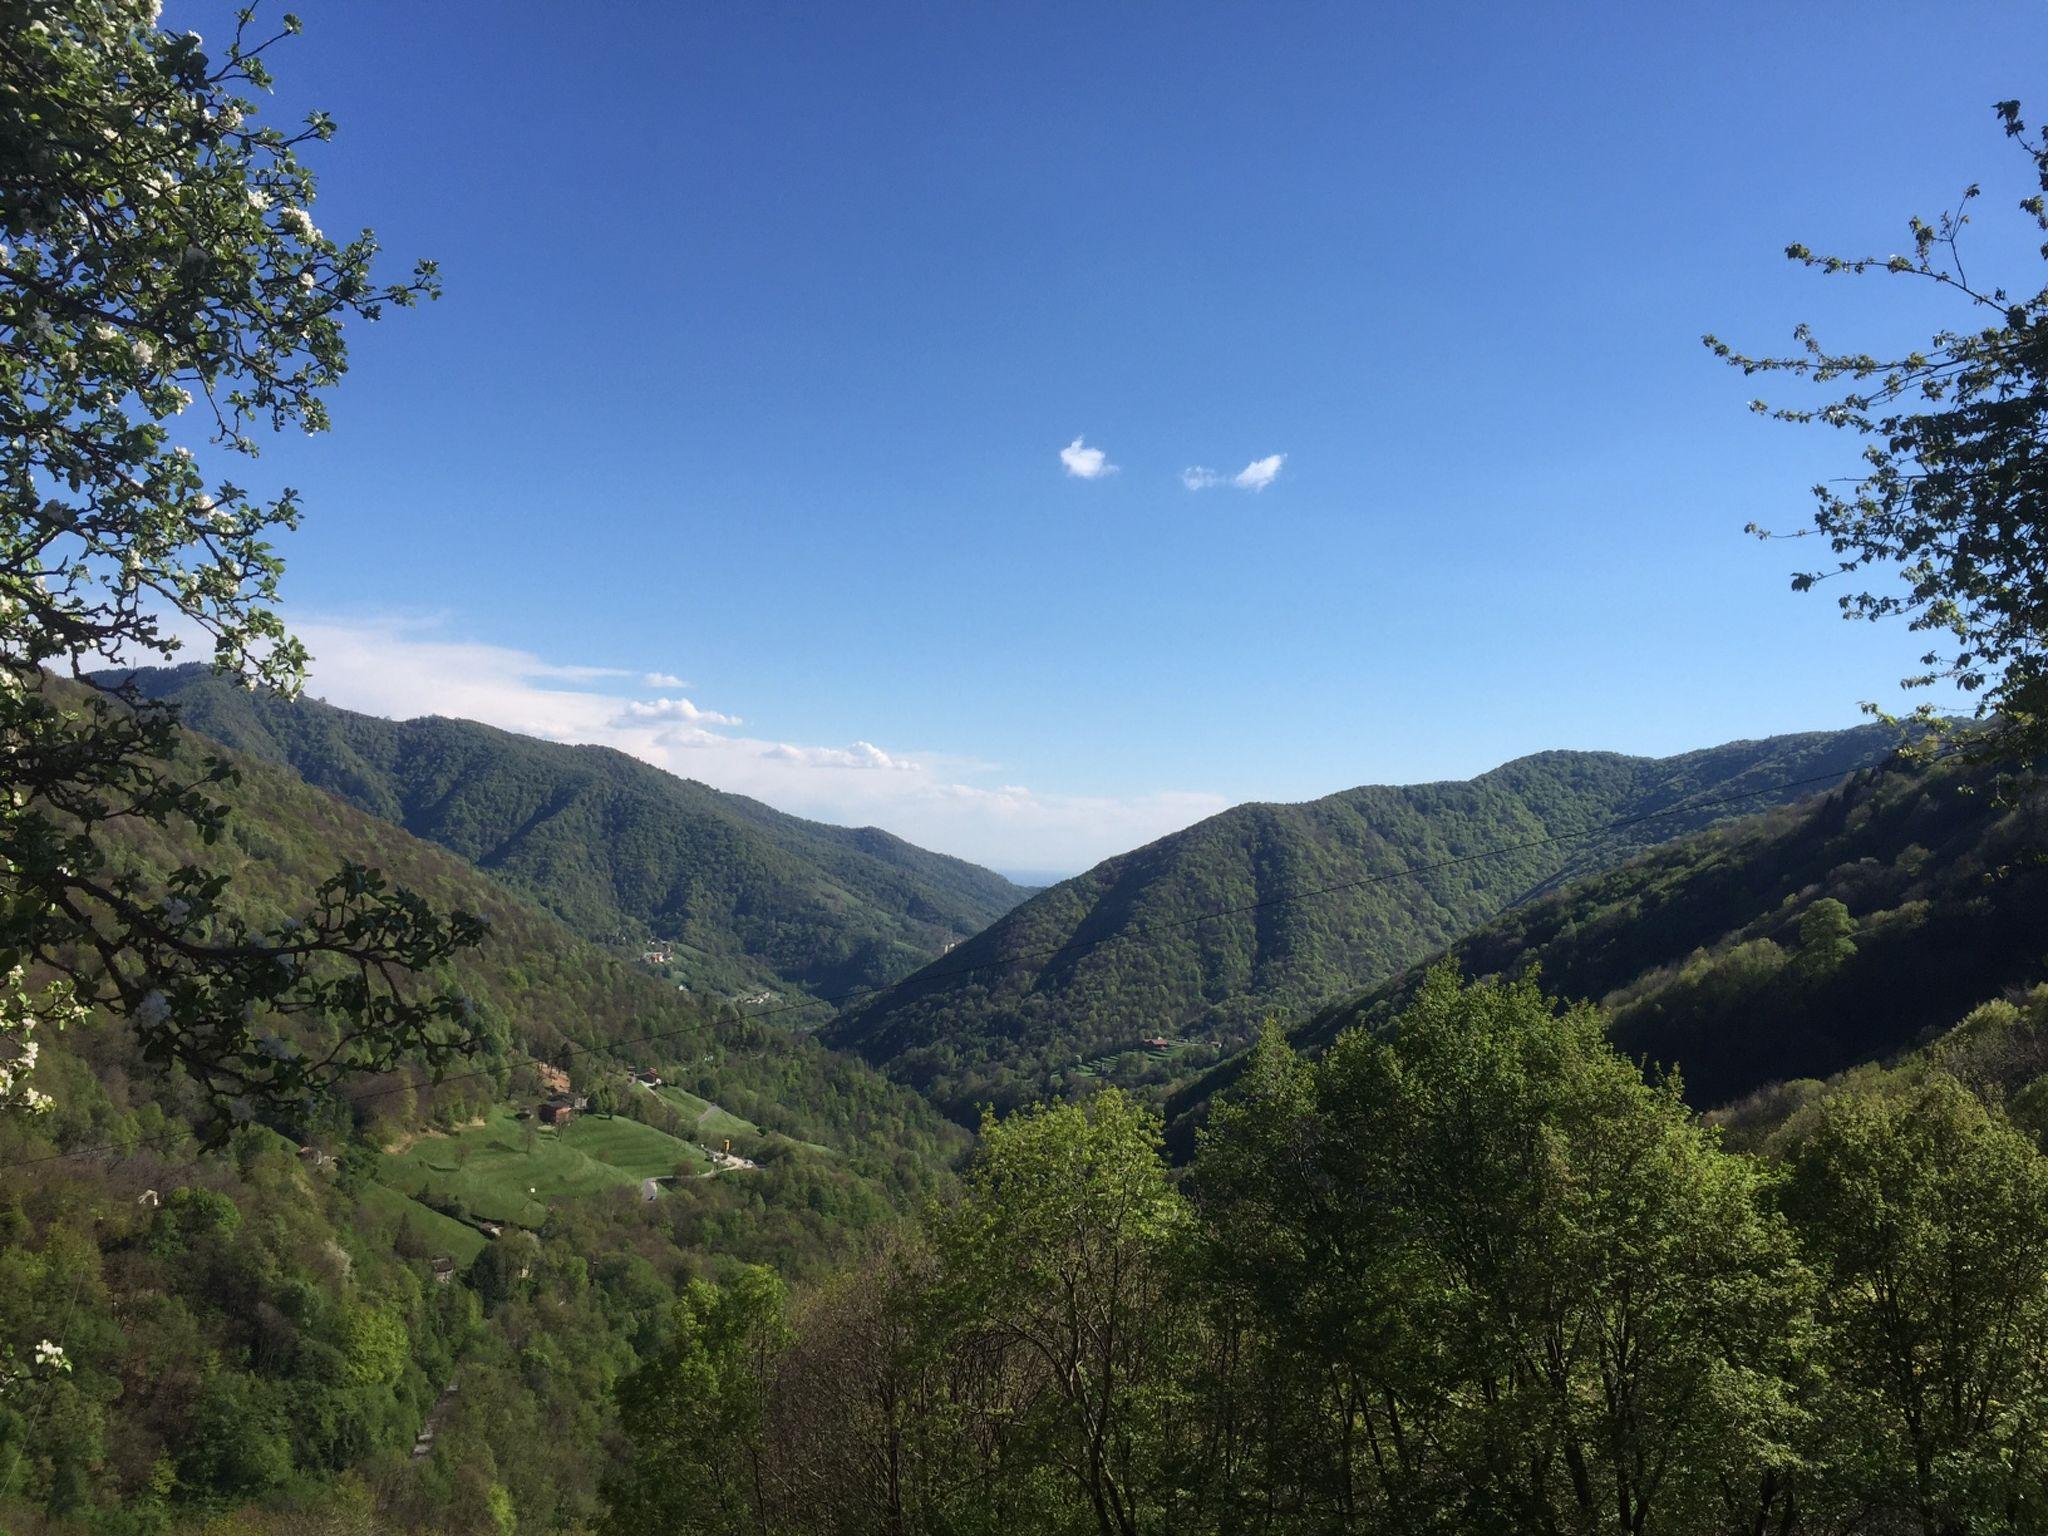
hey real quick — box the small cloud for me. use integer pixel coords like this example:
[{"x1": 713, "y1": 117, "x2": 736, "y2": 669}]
[
  {"x1": 642, "y1": 671, "x2": 689, "y2": 689},
  {"x1": 1232, "y1": 453, "x2": 1286, "y2": 492},
  {"x1": 1059, "y1": 435, "x2": 1118, "y2": 480},
  {"x1": 763, "y1": 740, "x2": 918, "y2": 771},
  {"x1": 618, "y1": 696, "x2": 740, "y2": 727},
  {"x1": 1181, "y1": 453, "x2": 1286, "y2": 492}
]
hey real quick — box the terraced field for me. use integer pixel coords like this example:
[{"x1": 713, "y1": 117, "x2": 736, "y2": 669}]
[
  {"x1": 380, "y1": 1108, "x2": 710, "y2": 1225},
  {"x1": 355, "y1": 1179, "x2": 491, "y2": 1265},
  {"x1": 651, "y1": 1085, "x2": 761, "y2": 1141}
]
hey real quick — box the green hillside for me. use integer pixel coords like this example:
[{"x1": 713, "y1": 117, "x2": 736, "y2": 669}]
[
  {"x1": 827, "y1": 725, "x2": 1899, "y2": 1117},
  {"x1": 116, "y1": 665, "x2": 1027, "y2": 1001},
  {"x1": 0, "y1": 704, "x2": 969, "y2": 1529},
  {"x1": 1163, "y1": 748, "x2": 2048, "y2": 1151}
]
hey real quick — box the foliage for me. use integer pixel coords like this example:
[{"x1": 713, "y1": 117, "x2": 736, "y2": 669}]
[
  {"x1": 1707, "y1": 100, "x2": 2048, "y2": 764},
  {"x1": 602, "y1": 971, "x2": 2048, "y2": 1536},
  {"x1": 1784, "y1": 1074, "x2": 2048, "y2": 1529},
  {"x1": 0, "y1": 2, "x2": 471, "y2": 1123},
  {"x1": 1195, "y1": 972, "x2": 1808, "y2": 1534},
  {"x1": 599, "y1": 1268, "x2": 791, "y2": 1536},
  {"x1": 832, "y1": 724, "x2": 1897, "y2": 1121},
  {"x1": 922, "y1": 1092, "x2": 1194, "y2": 1536}
]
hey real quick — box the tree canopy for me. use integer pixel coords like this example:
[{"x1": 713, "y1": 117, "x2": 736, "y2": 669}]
[
  {"x1": 1708, "y1": 99, "x2": 2048, "y2": 765},
  {"x1": 0, "y1": 2, "x2": 474, "y2": 1122}
]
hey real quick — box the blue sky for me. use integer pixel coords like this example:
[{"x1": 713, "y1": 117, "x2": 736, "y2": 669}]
[{"x1": 171, "y1": 1, "x2": 2048, "y2": 874}]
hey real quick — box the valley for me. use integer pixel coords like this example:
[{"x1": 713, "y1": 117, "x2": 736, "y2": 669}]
[{"x1": 5, "y1": 9, "x2": 2045, "y2": 1534}]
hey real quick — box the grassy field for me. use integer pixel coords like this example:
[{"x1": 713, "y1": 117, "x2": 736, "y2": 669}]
[
  {"x1": 1071, "y1": 1039, "x2": 1212, "y2": 1084},
  {"x1": 355, "y1": 1179, "x2": 490, "y2": 1265},
  {"x1": 652, "y1": 1085, "x2": 761, "y2": 1141},
  {"x1": 379, "y1": 1108, "x2": 709, "y2": 1225}
]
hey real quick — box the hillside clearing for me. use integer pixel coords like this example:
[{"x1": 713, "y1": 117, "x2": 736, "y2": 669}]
[{"x1": 380, "y1": 1108, "x2": 711, "y2": 1225}]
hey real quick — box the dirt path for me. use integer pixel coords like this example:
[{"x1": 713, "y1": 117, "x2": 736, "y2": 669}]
[{"x1": 412, "y1": 1378, "x2": 460, "y2": 1460}]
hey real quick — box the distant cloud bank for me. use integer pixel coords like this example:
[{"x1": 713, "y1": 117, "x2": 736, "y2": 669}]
[
  {"x1": 279, "y1": 613, "x2": 1225, "y2": 871},
  {"x1": 1059, "y1": 435, "x2": 1118, "y2": 479}
]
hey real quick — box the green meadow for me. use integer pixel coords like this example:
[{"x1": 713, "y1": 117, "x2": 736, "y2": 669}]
[
  {"x1": 355, "y1": 1178, "x2": 491, "y2": 1265},
  {"x1": 380, "y1": 1108, "x2": 710, "y2": 1226},
  {"x1": 652, "y1": 1084, "x2": 762, "y2": 1141}
]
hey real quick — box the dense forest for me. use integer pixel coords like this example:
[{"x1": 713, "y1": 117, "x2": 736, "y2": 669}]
[
  {"x1": 1160, "y1": 744, "x2": 2046, "y2": 1148},
  {"x1": 120, "y1": 665, "x2": 1028, "y2": 1002},
  {"x1": 828, "y1": 726, "x2": 1898, "y2": 1119}
]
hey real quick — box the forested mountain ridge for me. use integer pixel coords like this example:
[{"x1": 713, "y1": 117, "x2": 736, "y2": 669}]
[
  {"x1": 0, "y1": 695, "x2": 968, "y2": 1527},
  {"x1": 115, "y1": 665, "x2": 1027, "y2": 1001},
  {"x1": 825, "y1": 724, "x2": 1900, "y2": 1118},
  {"x1": 1163, "y1": 745, "x2": 2047, "y2": 1151}
]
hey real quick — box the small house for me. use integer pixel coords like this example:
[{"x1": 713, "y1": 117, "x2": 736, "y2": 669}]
[
  {"x1": 539, "y1": 1096, "x2": 577, "y2": 1127},
  {"x1": 631, "y1": 1069, "x2": 664, "y2": 1088},
  {"x1": 429, "y1": 1257, "x2": 456, "y2": 1286}
]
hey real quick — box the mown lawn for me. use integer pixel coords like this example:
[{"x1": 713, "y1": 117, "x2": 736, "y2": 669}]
[{"x1": 379, "y1": 1108, "x2": 708, "y2": 1225}]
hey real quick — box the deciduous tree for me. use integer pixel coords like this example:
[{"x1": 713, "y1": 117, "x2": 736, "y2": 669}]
[
  {"x1": 0, "y1": 1, "x2": 479, "y2": 1122},
  {"x1": 1708, "y1": 100, "x2": 2048, "y2": 765}
]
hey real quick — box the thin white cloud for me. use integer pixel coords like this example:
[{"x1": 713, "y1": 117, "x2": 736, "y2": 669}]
[
  {"x1": 1182, "y1": 453, "x2": 1287, "y2": 493},
  {"x1": 532, "y1": 661, "x2": 634, "y2": 681},
  {"x1": 763, "y1": 740, "x2": 917, "y2": 771},
  {"x1": 1233, "y1": 453, "x2": 1286, "y2": 492},
  {"x1": 619, "y1": 696, "x2": 740, "y2": 727},
  {"x1": 1059, "y1": 435, "x2": 1118, "y2": 480},
  {"x1": 642, "y1": 671, "x2": 689, "y2": 689},
  {"x1": 277, "y1": 614, "x2": 1224, "y2": 871}
]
